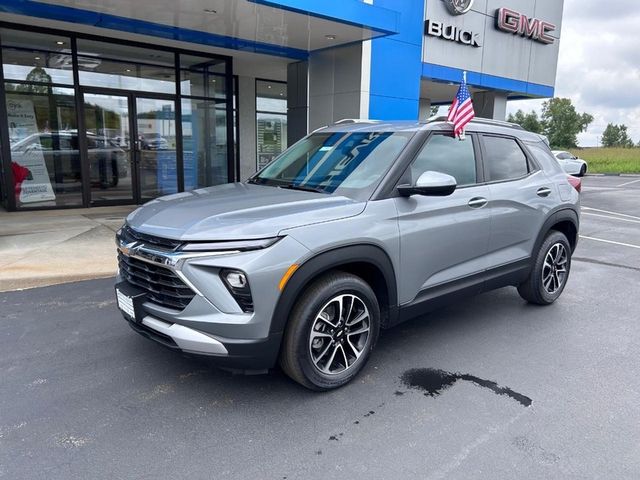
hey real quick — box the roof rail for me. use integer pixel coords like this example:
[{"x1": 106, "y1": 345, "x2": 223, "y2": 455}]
[
  {"x1": 426, "y1": 116, "x2": 524, "y2": 131},
  {"x1": 333, "y1": 118, "x2": 382, "y2": 125}
]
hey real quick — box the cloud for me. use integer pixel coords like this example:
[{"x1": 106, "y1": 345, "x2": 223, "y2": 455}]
[{"x1": 508, "y1": 0, "x2": 640, "y2": 146}]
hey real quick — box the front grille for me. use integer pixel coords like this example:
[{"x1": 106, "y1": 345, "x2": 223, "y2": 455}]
[
  {"x1": 118, "y1": 252, "x2": 195, "y2": 310},
  {"x1": 119, "y1": 225, "x2": 183, "y2": 251}
]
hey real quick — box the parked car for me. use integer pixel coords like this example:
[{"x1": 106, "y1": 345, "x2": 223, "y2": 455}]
[
  {"x1": 552, "y1": 150, "x2": 588, "y2": 177},
  {"x1": 115, "y1": 118, "x2": 581, "y2": 390},
  {"x1": 140, "y1": 133, "x2": 169, "y2": 150},
  {"x1": 10, "y1": 131, "x2": 128, "y2": 189}
]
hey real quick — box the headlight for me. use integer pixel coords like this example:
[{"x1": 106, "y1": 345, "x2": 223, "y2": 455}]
[{"x1": 180, "y1": 237, "x2": 281, "y2": 252}]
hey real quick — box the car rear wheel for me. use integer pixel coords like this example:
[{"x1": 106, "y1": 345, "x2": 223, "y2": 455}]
[
  {"x1": 280, "y1": 272, "x2": 380, "y2": 390},
  {"x1": 518, "y1": 231, "x2": 572, "y2": 305}
]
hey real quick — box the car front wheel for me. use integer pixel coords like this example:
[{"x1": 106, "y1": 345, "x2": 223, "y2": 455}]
[
  {"x1": 280, "y1": 272, "x2": 380, "y2": 390},
  {"x1": 518, "y1": 231, "x2": 572, "y2": 305}
]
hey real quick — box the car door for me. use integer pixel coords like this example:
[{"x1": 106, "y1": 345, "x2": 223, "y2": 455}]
[
  {"x1": 481, "y1": 134, "x2": 558, "y2": 267},
  {"x1": 394, "y1": 133, "x2": 491, "y2": 305}
]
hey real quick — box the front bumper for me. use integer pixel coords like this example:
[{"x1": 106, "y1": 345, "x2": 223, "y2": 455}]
[
  {"x1": 124, "y1": 312, "x2": 283, "y2": 370},
  {"x1": 115, "y1": 232, "x2": 310, "y2": 370}
]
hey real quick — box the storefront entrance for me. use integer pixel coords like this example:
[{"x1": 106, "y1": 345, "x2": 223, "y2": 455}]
[
  {"x1": 81, "y1": 90, "x2": 178, "y2": 206},
  {"x1": 0, "y1": 25, "x2": 234, "y2": 211}
]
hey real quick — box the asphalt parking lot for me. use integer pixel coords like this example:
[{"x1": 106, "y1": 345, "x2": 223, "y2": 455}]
[{"x1": 1, "y1": 176, "x2": 639, "y2": 479}]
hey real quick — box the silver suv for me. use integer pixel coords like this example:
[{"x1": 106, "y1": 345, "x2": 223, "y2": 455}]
[{"x1": 115, "y1": 118, "x2": 580, "y2": 390}]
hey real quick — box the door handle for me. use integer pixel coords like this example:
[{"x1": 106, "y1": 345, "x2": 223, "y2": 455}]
[
  {"x1": 537, "y1": 187, "x2": 552, "y2": 198},
  {"x1": 468, "y1": 197, "x2": 488, "y2": 209}
]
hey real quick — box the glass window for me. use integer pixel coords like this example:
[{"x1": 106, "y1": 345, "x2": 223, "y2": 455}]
[
  {"x1": 1, "y1": 28, "x2": 73, "y2": 85},
  {"x1": 180, "y1": 55, "x2": 227, "y2": 98},
  {"x1": 77, "y1": 39, "x2": 176, "y2": 94},
  {"x1": 250, "y1": 131, "x2": 413, "y2": 200},
  {"x1": 410, "y1": 134, "x2": 477, "y2": 186},
  {"x1": 182, "y1": 98, "x2": 228, "y2": 189},
  {"x1": 136, "y1": 98, "x2": 178, "y2": 200},
  {"x1": 483, "y1": 136, "x2": 529, "y2": 182},
  {"x1": 256, "y1": 80, "x2": 287, "y2": 113},
  {"x1": 5, "y1": 84, "x2": 81, "y2": 208},
  {"x1": 256, "y1": 80, "x2": 287, "y2": 170}
]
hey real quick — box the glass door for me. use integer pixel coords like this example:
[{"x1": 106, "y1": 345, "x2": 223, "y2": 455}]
[
  {"x1": 135, "y1": 97, "x2": 178, "y2": 202},
  {"x1": 82, "y1": 92, "x2": 135, "y2": 204}
]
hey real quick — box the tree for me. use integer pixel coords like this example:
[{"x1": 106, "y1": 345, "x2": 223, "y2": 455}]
[
  {"x1": 14, "y1": 67, "x2": 53, "y2": 94},
  {"x1": 507, "y1": 109, "x2": 542, "y2": 133},
  {"x1": 601, "y1": 123, "x2": 634, "y2": 148},
  {"x1": 540, "y1": 98, "x2": 593, "y2": 148}
]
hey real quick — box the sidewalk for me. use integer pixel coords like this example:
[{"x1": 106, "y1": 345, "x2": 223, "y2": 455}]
[{"x1": 0, "y1": 205, "x2": 136, "y2": 292}]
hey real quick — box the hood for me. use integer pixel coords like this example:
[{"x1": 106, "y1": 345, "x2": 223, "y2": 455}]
[{"x1": 126, "y1": 183, "x2": 365, "y2": 240}]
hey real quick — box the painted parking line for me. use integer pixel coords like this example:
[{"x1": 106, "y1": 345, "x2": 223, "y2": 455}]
[
  {"x1": 582, "y1": 213, "x2": 640, "y2": 224},
  {"x1": 579, "y1": 235, "x2": 640, "y2": 250},
  {"x1": 617, "y1": 178, "x2": 640, "y2": 188},
  {"x1": 582, "y1": 207, "x2": 640, "y2": 221}
]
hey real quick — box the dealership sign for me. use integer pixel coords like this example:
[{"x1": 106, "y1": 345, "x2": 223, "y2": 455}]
[
  {"x1": 496, "y1": 8, "x2": 556, "y2": 44},
  {"x1": 444, "y1": 0, "x2": 474, "y2": 15},
  {"x1": 425, "y1": 1, "x2": 556, "y2": 48},
  {"x1": 425, "y1": 20, "x2": 481, "y2": 47}
]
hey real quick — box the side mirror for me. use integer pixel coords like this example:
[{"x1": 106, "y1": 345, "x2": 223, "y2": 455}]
[{"x1": 398, "y1": 171, "x2": 457, "y2": 197}]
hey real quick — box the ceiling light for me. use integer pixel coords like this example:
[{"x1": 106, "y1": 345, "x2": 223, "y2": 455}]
[
  {"x1": 56, "y1": 41, "x2": 65, "y2": 45},
  {"x1": 267, "y1": 85, "x2": 271, "y2": 89},
  {"x1": 325, "y1": 35, "x2": 336, "y2": 40},
  {"x1": 34, "y1": 56, "x2": 40, "y2": 60},
  {"x1": 203, "y1": 8, "x2": 217, "y2": 14},
  {"x1": 125, "y1": 69, "x2": 132, "y2": 72}
]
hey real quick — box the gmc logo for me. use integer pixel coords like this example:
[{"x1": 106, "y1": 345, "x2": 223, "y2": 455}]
[{"x1": 496, "y1": 8, "x2": 556, "y2": 45}]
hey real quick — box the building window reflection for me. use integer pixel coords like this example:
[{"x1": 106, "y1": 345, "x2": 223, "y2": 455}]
[
  {"x1": 256, "y1": 80, "x2": 287, "y2": 171},
  {"x1": 0, "y1": 27, "x2": 232, "y2": 211}
]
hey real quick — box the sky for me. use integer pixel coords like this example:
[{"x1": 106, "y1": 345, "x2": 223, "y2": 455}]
[{"x1": 507, "y1": 0, "x2": 640, "y2": 147}]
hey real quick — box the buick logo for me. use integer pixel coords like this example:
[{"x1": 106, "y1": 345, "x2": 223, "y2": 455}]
[{"x1": 445, "y1": 0, "x2": 474, "y2": 15}]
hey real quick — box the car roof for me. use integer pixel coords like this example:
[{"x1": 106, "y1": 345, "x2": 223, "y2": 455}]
[{"x1": 317, "y1": 118, "x2": 546, "y2": 142}]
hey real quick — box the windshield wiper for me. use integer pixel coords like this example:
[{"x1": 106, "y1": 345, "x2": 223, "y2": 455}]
[{"x1": 278, "y1": 184, "x2": 327, "y2": 194}]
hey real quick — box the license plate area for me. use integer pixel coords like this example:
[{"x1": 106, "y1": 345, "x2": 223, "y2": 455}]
[{"x1": 115, "y1": 282, "x2": 147, "y2": 323}]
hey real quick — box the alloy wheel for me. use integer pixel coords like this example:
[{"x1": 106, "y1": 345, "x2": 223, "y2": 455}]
[
  {"x1": 308, "y1": 294, "x2": 371, "y2": 375},
  {"x1": 541, "y1": 242, "x2": 568, "y2": 294}
]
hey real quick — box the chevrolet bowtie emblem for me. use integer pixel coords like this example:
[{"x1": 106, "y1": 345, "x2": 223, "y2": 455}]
[{"x1": 119, "y1": 241, "x2": 139, "y2": 257}]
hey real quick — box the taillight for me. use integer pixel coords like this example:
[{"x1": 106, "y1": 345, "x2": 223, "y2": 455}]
[{"x1": 567, "y1": 175, "x2": 582, "y2": 193}]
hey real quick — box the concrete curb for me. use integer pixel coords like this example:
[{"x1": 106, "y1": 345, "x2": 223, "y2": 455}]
[{"x1": 0, "y1": 272, "x2": 116, "y2": 293}]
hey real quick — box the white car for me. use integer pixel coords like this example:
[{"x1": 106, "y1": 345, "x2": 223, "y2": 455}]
[{"x1": 552, "y1": 151, "x2": 588, "y2": 177}]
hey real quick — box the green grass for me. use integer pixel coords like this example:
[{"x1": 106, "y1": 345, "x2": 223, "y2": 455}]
[{"x1": 569, "y1": 148, "x2": 640, "y2": 174}]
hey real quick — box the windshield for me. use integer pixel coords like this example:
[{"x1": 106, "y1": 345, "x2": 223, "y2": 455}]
[{"x1": 249, "y1": 131, "x2": 413, "y2": 200}]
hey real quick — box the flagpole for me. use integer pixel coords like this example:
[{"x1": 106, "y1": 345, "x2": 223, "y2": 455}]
[{"x1": 459, "y1": 71, "x2": 467, "y2": 140}]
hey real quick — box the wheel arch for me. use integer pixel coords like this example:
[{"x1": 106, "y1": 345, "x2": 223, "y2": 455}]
[
  {"x1": 271, "y1": 244, "x2": 399, "y2": 336},
  {"x1": 534, "y1": 208, "x2": 580, "y2": 255}
]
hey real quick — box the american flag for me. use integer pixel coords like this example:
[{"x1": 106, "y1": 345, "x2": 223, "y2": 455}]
[{"x1": 447, "y1": 75, "x2": 475, "y2": 138}]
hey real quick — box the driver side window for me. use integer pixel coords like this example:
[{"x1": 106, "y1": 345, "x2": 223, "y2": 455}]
[{"x1": 409, "y1": 134, "x2": 477, "y2": 186}]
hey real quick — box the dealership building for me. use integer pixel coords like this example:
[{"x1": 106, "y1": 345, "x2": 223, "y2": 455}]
[{"x1": 0, "y1": 0, "x2": 563, "y2": 211}]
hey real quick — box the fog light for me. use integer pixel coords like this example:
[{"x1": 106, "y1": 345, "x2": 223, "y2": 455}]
[
  {"x1": 220, "y1": 269, "x2": 253, "y2": 312},
  {"x1": 225, "y1": 271, "x2": 247, "y2": 288}
]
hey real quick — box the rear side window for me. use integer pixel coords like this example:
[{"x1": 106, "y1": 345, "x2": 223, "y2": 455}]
[
  {"x1": 410, "y1": 134, "x2": 477, "y2": 186},
  {"x1": 483, "y1": 136, "x2": 529, "y2": 182}
]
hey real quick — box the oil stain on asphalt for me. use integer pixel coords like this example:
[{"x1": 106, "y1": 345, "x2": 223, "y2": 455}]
[{"x1": 400, "y1": 368, "x2": 532, "y2": 407}]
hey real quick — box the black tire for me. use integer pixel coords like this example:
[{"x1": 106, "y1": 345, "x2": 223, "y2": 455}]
[
  {"x1": 280, "y1": 271, "x2": 380, "y2": 390},
  {"x1": 579, "y1": 165, "x2": 587, "y2": 177},
  {"x1": 518, "y1": 231, "x2": 572, "y2": 305}
]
